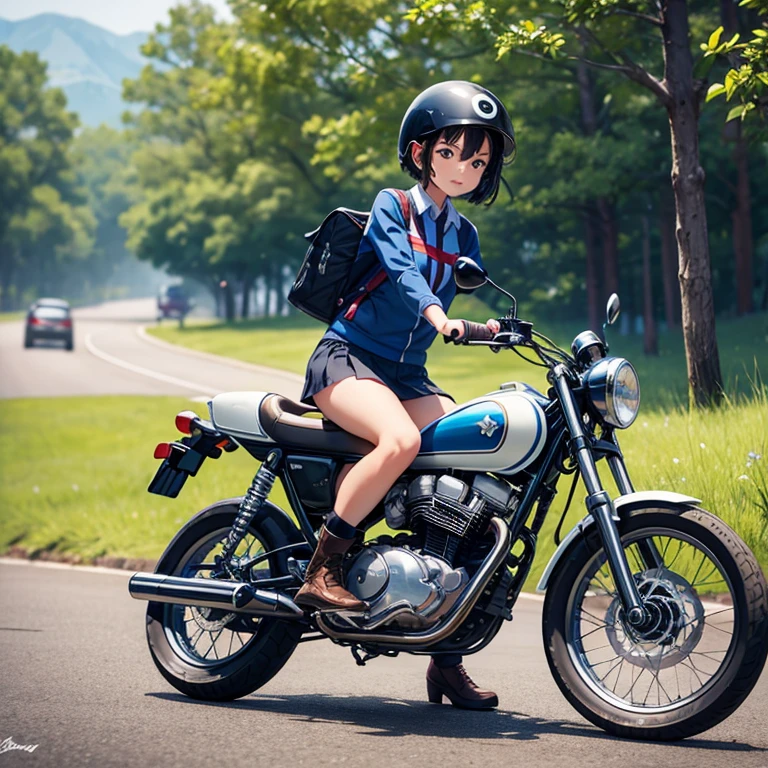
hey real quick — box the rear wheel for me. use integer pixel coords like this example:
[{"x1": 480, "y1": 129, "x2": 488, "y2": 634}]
[
  {"x1": 543, "y1": 506, "x2": 768, "y2": 740},
  {"x1": 146, "y1": 505, "x2": 304, "y2": 701}
]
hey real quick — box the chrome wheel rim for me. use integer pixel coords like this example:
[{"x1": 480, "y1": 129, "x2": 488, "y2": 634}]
[
  {"x1": 566, "y1": 528, "x2": 738, "y2": 714},
  {"x1": 164, "y1": 527, "x2": 270, "y2": 667}
]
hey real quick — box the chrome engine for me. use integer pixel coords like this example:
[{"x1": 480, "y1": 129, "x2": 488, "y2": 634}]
[
  {"x1": 325, "y1": 472, "x2": 519, "y2": 633},
  {"x1": 326, "y1": 545, "x2": 469, "y2": 631}
]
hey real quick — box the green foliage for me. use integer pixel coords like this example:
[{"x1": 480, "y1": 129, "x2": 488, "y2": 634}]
[
  {"x1": 704, "y1": 1, "x2": 768, "y2": 129},
  {"x1": 0, "y1": 44, "x2": 97, "y2": 310}
]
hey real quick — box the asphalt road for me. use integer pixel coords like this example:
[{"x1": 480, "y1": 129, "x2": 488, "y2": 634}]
[
  {"x1": 2, "y1": 299, "x2": 768, "y2": 767},
  {"x1": 0, "y1": 298, "x2": 302, "y2": 400},
  {"x1": 1, "y1": 560, "x2": 767, "y2": 768}
]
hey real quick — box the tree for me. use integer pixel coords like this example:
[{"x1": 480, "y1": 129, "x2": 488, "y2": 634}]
[
  {"x1": 0, "y1": 45, "x2": 81, "y2": 309},
  {"x1": 407, "y1": 0, "x2": 726, "y2": 407}
]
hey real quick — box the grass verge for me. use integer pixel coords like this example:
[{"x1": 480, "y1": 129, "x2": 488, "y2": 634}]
[
  {"x1": 1, "y1": 394, "x2": 765, "y2": 589},
  {"x1": 148, "y1": 302, "x2": 768, "y2": 410}
]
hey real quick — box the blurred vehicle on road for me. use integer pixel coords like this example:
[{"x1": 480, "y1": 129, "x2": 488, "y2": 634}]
[
  {"x1": 157, "y1": 285, "x2": 193, "y2": 323},
  {"x1": 25, "y1": 300, "x2": 74, "y2": 350}
]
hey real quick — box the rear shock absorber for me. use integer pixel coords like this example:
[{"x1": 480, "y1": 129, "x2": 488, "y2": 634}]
[{"x1": 219, "y1": 449, "x2": 282, "y2": 566}]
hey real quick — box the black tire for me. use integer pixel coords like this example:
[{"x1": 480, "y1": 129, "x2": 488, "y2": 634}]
[
  {"x1": 543, "y1": 506, "x2": 768, "y2": 741},
  {"x1": 146, "y1": 504, "x2": 304, "y2": 701},
  {"x1": 65, "y1": 338, "x2": 74, "y2": 351},
  {"x1": 24, "y1": 334, "x2": 33, "y2": 348}
]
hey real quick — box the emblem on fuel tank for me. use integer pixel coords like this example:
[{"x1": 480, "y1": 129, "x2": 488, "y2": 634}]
[{"x1": 476, "y1": 414, "x2": 500, "y2": 438}]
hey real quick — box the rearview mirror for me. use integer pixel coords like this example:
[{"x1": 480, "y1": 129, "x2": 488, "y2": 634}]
[
  {"x1": 454, "y1": 257, "x2": 488, "y2": 291},
  {"x1": 606, "y1": 293, "x2": 620, "y2": 326}
]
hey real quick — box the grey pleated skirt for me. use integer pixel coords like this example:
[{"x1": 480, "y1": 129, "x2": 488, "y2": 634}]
[{"x1": 301, "y1": 334, "x2": 453, "y2": 407}]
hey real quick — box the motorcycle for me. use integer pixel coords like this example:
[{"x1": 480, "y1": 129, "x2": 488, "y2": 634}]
[{"x1": 129, "y1": 257, "x2": 768, "y2": 740}]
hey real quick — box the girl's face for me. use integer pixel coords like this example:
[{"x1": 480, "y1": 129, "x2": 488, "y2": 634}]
[{"x1": 413, "y1": 132, "x2": 491, "y2": 198}]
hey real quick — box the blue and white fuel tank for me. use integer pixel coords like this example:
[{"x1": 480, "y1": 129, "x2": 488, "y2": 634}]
[{"x1": 413, "y1": 387, "x2": 548, "y2": 475}]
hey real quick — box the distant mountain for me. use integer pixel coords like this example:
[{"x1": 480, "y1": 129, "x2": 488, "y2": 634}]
[{"x1": 0, "y1": 13, "x2": 149, "y2": 127}]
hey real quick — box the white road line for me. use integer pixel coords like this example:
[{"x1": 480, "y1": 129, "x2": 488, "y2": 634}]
[
  {"x1": 84, "y1": 332, "x2": 216, "y2": 397},
  {"x1": 136, "y1": 325, "x2": 304, "y2": 383}
]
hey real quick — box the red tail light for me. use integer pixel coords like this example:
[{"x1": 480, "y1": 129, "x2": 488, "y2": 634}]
[
  {"x1": 175, "y1": 410, "x2": 197, "y2": 434},
  {"x1": 154, "y1": 443, "x2": 172, "y2": 459},
  {"x1": 29, "y1": 317, "x2": 42, "y2": 326},
  {"x1": 60, "y1": 319, "x2": 72, "y2": 328}
]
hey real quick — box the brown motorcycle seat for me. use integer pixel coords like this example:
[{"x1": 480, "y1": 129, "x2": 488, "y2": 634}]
[{"x1": 258, "y1": 394, "x2": 375, "y2": 457}]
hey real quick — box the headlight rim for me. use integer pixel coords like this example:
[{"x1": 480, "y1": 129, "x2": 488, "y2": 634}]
[{"x1": 584, "y1": 357, "x2": 640, "y2": 429}]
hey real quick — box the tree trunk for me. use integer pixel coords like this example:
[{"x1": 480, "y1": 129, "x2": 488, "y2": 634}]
[
  {"x1": 642, "y1": 213, "x2": 658, "y2": 355},
  {"x1": 222, "y1": 278, "x2": 235, "y2": 322},
  {"x1": 583, "y1": 209, "x2": 602, "y2": 334},
  {"x1": 659, "y1": 192, "x2": 681, "y2": 329},
  {"x1": 597, "y1": 198, "x2": 620, "y2": 297},
  {"x1": 662, "y1": 0, "x2": 724, "y2": 406},
  {"x1": 722, "y1": 0, "x2": 754, "y2": 315},
  {"x1": 575, "y1": 60, "x2": 604, "y2": 334},
  {"x1": 240, "y1": 271, "x2": 252, "y2": 319},
  {"x1": 731, "y1": 127, "x2": 754, "y2": 314}
]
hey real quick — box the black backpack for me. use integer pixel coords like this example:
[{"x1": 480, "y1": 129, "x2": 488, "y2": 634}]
[{"x1": 288, "y1": 189, "x2": 411, "y2": 325}]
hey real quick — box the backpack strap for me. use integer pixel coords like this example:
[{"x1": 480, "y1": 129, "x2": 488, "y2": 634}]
[
  {"x1": 343, "y1": 189, "x2": 409, "y2": 321},
  {"x1": 341, "y1": 188, "x2": 457, "y2": 321}
]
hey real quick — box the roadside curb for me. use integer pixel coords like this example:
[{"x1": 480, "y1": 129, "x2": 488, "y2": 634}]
[
  {"x1": 136, "y1": 325, "x2": 305, "y2": 384},
  {"x1": 1, "y1": 546, "x2": 156, "y2": 573}
]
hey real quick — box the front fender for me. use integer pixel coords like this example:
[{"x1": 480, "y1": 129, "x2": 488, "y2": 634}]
[{"x1": 535, "y1": 491, "x2": 701, "y2": 593}]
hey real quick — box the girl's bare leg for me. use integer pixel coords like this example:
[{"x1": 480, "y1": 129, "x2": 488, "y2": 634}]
[
  {"x1": 333, "y1": 394, "x2": 456, "y2": 497},
  {"x1": 401, "y1": 394, "x2": 456, "y2": 429},
  {"x1": 314, "y1": 377, "x2": 422, "y2": 527}
]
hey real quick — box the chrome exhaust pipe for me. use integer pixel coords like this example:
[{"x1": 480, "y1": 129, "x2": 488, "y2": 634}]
[
  {"x1": 128, "y1": 572, "x2": 304, "y2": 619},
  {"x1": 315, "y1": 516, "x2": 511, "y2": 646}
]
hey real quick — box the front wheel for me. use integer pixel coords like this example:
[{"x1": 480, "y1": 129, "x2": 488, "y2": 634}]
[
  {"x1": 543, "y1": 506, "x2": 768, "y2": 740},
  {"x1": 146, "y1": 503, "x2": 304, "y2": 701}
]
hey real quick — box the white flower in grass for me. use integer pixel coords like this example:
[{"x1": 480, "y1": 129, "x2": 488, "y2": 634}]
[
  {"x1": 738, "y1": 474, "x2": 749, "y2": 481},
  {"x1": 673, "y1": 457, "x2": 680, "y2": 464},
  {"x1": 746, "y1": 461, "x2": 753, "y2": 468},
  {"x1": 32, "y1": 486, "x2": 39, "y2": 494},
  {"x1": 131, "y1": 512, "x2": 138, "y2": 519},
  {"x1": 700, "y1": 443, "x2": 706, "y2": 449},
  {"x1": 681, "y1": 477, "x2": 686, "y2": 482},
  {"x1": 643, "y1": 421, "x2": 648, "y2": 428},
  {"x1": 72, "y1": 484, "x2": 79, "y2": 492},
  {"x1": 748, "y1": 451, "x2": 762, "y2": 460}
]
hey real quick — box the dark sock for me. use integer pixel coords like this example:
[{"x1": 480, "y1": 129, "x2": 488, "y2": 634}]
[
  {"x1": 325, "y1": 511, "x2": 358, "y2": 540},
  {"x1": 432, "y1": 654, "x2": 463, "y2": 668}
]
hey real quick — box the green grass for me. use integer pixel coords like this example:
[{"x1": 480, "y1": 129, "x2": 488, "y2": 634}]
[
  {"x1": 0, "y1": 396, "x2": 293, "y2": 561},
  {"x1": 0, "y1": 311, "x2": 24, "y2": 323},
  {"x1": 1, "y1": 394, "x2": 765, "y2": 590},
  {"x1": 148, "y1": 301, "x2": 768, "y2": 411}
]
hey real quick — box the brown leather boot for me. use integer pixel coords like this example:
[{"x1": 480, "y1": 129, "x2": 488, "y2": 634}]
[
  {"x1": 426, "y1": 660, "x2": 499, "y2": 710},
  {"x1": 295, "y1": 526, "x2": 368, "y2": 613}
]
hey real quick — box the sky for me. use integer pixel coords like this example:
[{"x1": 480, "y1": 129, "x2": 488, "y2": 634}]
[{"x1": 0, "y1": 0, "x2": 234, "y2": 35}]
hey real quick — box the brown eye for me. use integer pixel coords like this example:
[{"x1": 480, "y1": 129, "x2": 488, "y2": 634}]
[
  {"x1": 472, "y1": 159, "x2": 486, "y2": 169},
  {"x1": 438, "y1": 148, "x2": 453, "y2": 159}
]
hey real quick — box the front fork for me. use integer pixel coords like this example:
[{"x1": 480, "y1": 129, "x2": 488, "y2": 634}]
[{"x1": 551, "y1": 365, "x2": 650, "y2": 627}]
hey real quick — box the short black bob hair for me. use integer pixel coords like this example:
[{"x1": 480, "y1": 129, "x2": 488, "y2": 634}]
[{"x1": 402, "y1": 124, "x2": 513, "y2": 206}]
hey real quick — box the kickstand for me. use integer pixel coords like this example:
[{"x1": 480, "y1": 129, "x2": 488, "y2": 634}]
[{"x1": 350, "y1": 646, "x2": 377, "y2": 666}]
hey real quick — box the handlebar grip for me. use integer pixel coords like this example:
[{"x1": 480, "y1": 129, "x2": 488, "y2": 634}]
[{"x1": 463, "y1": 321, "x2": 495, "y2": 342}]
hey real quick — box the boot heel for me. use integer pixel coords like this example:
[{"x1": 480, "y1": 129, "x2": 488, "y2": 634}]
[{"x1": 427, "y1": 681, "x2": 444, "y2": 704}]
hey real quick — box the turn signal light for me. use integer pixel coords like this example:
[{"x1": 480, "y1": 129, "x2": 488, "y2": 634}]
[
  {"x1": 154, "y1": 443, "x2": 172, "y2": 459},
  {"x1": 175, "y1": 411, "x2": 197, "y2": 434}
]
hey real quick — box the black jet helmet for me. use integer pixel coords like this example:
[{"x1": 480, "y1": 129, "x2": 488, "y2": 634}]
[{"x1": 398, "y1": 80, "x2": 516, "y2": 176}]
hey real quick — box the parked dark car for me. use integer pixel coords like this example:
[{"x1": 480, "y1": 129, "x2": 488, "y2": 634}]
[
  {"x1": 157, "y1": 285, "x2": 192, "y2": 321},
  {"x1": 25, "y1": 300, "x2": 74, "y2": 350}
]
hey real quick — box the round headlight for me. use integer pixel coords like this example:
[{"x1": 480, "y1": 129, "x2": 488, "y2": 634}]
[{"x1": 583, "y1": 358, "x2": 640, "y2": 428}]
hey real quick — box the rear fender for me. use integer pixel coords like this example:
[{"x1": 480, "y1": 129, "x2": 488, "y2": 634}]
[
  {"x1": 154, "y1": 497, "x2": 309, "y2": 575},
  {"x1": 535, "y1": 491, "x2": 701, "y2": 593}
]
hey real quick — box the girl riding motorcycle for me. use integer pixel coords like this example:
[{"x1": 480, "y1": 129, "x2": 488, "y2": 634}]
[{"x1": 294, "y1": 80, "x2": 516, "y2": 709}]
